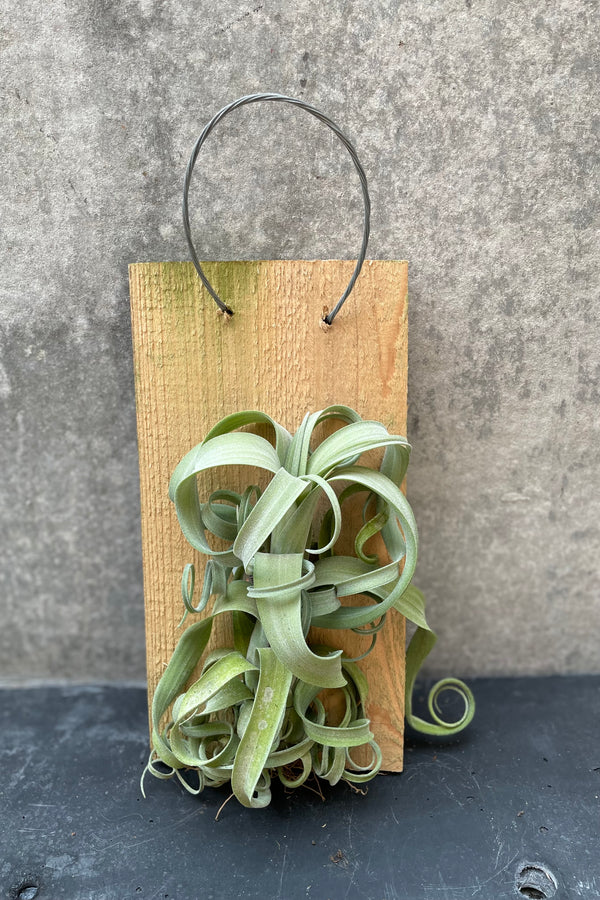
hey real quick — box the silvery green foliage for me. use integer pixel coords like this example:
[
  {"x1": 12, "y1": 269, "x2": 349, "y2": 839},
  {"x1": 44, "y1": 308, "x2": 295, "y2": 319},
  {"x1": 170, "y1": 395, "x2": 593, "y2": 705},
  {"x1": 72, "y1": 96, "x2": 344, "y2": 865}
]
[{"x1": 143, "y1": 407, "x2": 474, "y2": 808}]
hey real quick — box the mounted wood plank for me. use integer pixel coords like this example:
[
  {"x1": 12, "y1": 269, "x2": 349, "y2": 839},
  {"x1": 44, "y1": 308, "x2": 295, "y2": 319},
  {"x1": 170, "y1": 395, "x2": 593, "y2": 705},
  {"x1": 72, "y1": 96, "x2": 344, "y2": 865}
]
[{"x1": 129, "y1": 259, "x2": 408, "y2": 770}]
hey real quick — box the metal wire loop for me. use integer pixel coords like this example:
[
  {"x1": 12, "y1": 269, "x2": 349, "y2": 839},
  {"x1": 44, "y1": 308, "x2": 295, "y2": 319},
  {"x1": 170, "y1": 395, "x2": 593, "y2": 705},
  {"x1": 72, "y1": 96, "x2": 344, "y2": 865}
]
[{"x1": 183, "y1": 92, "x2": 371, "y2": 325}]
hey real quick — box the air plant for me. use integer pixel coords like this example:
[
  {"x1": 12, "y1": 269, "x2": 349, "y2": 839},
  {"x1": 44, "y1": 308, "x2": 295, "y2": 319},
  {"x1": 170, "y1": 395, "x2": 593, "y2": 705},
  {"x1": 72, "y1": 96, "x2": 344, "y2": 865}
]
[{"x1": 142, "y1": 406, "x2": 474, "y2": 808}]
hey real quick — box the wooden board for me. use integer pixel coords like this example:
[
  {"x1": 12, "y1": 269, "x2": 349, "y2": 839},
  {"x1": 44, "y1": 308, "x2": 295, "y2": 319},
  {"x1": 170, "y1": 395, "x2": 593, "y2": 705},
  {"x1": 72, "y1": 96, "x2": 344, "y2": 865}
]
[{"x1": 129, "y1": 259, "x2": 408, "y2": 770}]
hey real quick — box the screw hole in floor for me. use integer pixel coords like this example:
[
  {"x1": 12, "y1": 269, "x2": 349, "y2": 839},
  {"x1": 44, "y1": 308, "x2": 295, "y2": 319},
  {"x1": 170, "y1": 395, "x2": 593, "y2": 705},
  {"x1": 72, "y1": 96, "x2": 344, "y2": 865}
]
[
  {"x1": 516, "y1": 863, "x2": 558, "y2": 899},
  {"x1": 17, "y1": 886, "x2": 39, "y2": 900}
]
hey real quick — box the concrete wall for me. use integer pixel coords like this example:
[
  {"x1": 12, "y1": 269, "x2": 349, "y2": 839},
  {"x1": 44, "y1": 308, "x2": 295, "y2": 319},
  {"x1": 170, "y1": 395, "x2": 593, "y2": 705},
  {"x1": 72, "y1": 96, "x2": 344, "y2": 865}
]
[{"x1": 1, "y1": 0, "x2": 598, "y2": 684}]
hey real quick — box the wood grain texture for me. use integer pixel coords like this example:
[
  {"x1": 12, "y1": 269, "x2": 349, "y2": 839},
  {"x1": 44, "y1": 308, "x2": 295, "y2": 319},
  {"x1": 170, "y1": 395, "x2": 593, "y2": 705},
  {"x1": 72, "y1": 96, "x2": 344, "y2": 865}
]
[{"x1": 129, "y1": 259, "x2": 408, "y2": 770}]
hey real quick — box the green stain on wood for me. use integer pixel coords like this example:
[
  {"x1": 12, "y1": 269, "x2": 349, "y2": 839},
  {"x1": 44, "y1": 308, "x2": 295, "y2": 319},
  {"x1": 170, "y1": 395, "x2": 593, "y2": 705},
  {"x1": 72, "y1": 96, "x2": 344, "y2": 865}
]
[
  {"x1": 199, "y1": 261, "x2": 261, "y2": 315},
  {"x1": 155, "y1": 261, "x2": 260, "y2": 319}
]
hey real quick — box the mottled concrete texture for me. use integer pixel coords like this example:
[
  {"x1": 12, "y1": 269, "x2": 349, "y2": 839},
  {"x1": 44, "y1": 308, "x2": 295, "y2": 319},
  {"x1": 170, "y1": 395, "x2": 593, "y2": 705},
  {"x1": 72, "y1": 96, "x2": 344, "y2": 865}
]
[{"x1": 1, "y1": 0, "x2": 598, "y2": 683}]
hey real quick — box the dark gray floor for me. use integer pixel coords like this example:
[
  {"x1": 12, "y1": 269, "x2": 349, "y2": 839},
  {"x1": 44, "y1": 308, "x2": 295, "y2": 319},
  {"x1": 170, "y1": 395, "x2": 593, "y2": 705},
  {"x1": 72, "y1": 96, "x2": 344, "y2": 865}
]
[{"x1": 1, "y1": 676, "x2": 599, "y2": 900}]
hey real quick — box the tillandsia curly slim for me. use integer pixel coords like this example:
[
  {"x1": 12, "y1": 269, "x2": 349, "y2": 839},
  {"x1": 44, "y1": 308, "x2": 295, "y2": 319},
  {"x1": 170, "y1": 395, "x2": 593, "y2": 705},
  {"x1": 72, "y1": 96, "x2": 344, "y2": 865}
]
[{"x1": 142, "y1": 406, "x2": 475, "y2": 808}]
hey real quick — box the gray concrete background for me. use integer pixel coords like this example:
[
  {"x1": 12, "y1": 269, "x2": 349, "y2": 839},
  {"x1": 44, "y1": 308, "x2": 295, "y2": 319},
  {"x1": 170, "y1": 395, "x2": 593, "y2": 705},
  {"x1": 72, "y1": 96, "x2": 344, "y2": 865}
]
[{"x1": 1, "y1": 0, "x2": 598, "y2": 685}]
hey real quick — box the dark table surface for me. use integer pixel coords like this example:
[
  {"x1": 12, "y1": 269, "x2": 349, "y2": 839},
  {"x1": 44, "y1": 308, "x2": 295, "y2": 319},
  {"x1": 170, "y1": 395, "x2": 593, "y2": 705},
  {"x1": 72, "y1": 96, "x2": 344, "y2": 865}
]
[{"x1": 1, "y1": 676, "x2": 599, "y2": 900}]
